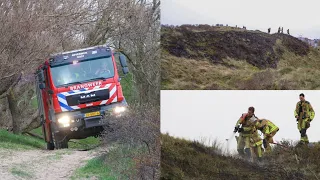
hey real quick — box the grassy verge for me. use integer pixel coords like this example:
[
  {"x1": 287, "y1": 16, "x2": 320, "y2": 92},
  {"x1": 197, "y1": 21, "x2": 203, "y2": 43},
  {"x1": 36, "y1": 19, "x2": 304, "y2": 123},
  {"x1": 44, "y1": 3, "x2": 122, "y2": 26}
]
[
  {"x1": 72, "y1": 156, "x2": 114, "y2": 180},
  {"x1": 68, "y1": 136, "x2": 100, "y2": 149},
  {"x1": 72, "y1": 144, "x2": 146, "y2": 180},
  {"x1": 0, "y1": 126, "x2": 100, "y2": 151},
  {"x1": 0, "y1": 130, "x2": 45, "y2": 150},
  {"x1": 30, "y1": 126, "x2": 43, "y2": 136}
]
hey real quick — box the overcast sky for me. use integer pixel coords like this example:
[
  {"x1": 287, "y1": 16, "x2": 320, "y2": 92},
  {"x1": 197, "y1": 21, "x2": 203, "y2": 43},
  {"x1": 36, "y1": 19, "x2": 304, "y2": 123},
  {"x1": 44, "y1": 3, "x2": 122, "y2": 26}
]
[
  {"x1": 161, "y1": 90, "x2": 320, "y2": 153},
  {"x1": 161, "y1": 0, "x2": 320, "y2": 39}
]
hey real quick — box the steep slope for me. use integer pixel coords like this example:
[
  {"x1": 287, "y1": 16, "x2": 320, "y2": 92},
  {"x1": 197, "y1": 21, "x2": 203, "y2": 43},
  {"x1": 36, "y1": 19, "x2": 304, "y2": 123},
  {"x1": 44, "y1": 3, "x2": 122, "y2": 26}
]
[
  {"x1": 161, "y1": 25, "x2": 320, "y2": 90},
  {"x1": 161, "y1": 134, "x2": 319, "y2": 180}
]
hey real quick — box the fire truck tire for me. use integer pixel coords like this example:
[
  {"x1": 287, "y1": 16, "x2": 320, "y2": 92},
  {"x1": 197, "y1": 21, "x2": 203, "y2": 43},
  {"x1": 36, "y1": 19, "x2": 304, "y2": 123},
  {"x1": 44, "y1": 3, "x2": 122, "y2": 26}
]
[
  {"x1": 43, "y1": 124, "x2": 54, "y2": 150},
  {"x1": 47, "y1": 142, "x2": 54, "y2": 150},
  {"x1": 52, "y1": 132, "x2": 69, "y2": 149}
]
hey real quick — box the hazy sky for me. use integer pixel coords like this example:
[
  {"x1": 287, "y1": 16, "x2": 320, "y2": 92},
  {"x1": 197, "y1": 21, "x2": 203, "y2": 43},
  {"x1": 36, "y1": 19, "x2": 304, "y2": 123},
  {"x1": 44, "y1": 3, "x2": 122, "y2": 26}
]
[
  {"x1": 161, "y1": 90, "x2": 320, "y2": 153},
  {"x1": 161, "y1": 0, "x2": 320, "y2": 39}
]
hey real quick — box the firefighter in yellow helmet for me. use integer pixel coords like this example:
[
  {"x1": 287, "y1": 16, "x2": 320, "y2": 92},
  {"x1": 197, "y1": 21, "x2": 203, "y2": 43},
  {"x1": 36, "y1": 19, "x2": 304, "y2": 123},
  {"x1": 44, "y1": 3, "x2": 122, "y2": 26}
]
[
  {"x1": 294, "y1": 93, "x2": 315, "y2": 145},
  {"x1": 254, "y1": 119, "x2": 279, "y2": 153},
  {"x1": 234, "y1": 106, "x2": 257, "y2": 159},
  {"x1": 250, "y1": 126, "x2": 264, "y2": 162}
]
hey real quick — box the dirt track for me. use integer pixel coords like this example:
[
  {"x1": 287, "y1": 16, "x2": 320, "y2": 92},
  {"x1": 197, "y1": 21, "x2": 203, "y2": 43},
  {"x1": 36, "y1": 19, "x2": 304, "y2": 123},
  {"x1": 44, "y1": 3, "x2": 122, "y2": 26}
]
[{"x1": 0, "y1": 148, "x2": 101, "y2": 180}]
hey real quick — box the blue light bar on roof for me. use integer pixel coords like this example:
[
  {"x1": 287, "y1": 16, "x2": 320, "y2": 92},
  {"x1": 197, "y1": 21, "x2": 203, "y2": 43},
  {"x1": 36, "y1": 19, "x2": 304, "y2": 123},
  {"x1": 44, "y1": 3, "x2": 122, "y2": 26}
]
[{"x1": 49, "y1": 45, "x2": 112, "y2": 67}]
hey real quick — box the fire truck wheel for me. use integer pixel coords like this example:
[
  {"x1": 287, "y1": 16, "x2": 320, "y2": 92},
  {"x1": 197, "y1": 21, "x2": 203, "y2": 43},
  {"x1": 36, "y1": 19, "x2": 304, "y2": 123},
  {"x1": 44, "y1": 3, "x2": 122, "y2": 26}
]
[
  {"x1": 47, "y1": 142, "x2": 54, "y2": 150},
  {"x1": 52, "y1": 132, "x2": 69, "y2": 149},
  {"x1": 44, "y1": 124, "x2": 54, "y2": 150}
]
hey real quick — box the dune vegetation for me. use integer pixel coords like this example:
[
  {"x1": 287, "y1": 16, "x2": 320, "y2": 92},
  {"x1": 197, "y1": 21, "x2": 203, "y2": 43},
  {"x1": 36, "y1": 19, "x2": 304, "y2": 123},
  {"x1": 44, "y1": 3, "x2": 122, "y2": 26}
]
[{"x1": 161, "y1": 25, "x2": 320, "y2": 90}]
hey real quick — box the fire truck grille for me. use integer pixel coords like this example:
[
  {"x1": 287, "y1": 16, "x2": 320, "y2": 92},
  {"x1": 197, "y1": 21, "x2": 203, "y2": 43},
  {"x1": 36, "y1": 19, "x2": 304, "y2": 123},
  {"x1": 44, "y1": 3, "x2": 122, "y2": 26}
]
[{"x1": 66, "y1": 89, "x2": 110, "y2": 106}]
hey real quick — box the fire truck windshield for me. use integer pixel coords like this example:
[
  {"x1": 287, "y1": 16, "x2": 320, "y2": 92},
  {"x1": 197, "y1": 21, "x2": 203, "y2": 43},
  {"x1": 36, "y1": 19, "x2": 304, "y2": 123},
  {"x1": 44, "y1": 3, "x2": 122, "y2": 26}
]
[{"x1": 50, "y1": 57, "x2": 115, "y2": 87}]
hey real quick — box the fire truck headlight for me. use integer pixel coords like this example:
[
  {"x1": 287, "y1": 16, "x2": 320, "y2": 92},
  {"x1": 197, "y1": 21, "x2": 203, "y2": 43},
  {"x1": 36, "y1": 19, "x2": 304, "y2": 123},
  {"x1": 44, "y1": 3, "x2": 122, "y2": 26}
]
[
  {"x1": 57, "y1": 116, "x2": 70, "y2": 127},
  {"x1": 114, "y1": 106, "x2": 126, "y2": 114}
]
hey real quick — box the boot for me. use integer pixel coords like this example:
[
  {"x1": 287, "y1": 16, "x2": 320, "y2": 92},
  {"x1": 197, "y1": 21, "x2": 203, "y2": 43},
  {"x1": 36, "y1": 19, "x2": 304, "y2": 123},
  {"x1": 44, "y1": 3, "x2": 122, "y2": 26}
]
[
  {"x1": 237, "y1": 149, "x2": 245, "y2": 157},
  {"x1": 244, "y1": 148, "x2": 251, "y2": 159}
]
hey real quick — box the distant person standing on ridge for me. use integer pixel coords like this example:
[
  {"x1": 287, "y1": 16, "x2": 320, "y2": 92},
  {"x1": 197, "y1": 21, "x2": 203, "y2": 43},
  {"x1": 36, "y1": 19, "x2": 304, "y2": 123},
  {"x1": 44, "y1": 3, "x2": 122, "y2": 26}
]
[
  {"x1": 287, "y1": 29, "x2": 290, "y2": 35},
  {"x1": 294, "y1": 93, "x2": 315, "y2": 145},
  {"x1": 278, "y1": 27, "x2": 281, "y2": 33},
  {"x1": 281, "y1": 27, "x2": 284, "y2": 33},
  {"x1": 268, "y1": 28, "x2": 271, "y2": 34}
]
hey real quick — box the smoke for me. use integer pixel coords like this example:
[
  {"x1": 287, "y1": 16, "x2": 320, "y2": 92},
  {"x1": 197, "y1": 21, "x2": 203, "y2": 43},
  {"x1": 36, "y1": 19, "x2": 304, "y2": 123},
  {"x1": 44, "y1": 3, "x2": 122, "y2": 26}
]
[{"x1": 224, "y1": 132, "x2": 236, "y2": 155}]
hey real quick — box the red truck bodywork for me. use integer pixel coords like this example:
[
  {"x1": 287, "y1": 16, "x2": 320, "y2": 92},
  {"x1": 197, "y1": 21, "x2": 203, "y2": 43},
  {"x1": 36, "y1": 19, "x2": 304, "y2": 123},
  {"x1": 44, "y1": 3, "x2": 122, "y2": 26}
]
[{"x1": 35, "y1": 45, "x2": 128, "y2": 149}]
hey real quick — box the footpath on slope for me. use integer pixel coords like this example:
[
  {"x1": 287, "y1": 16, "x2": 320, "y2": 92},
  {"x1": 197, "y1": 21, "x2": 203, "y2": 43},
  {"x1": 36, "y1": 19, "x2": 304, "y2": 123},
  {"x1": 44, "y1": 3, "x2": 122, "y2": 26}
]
[{"x1": 0, "y1": 146, "x2": 105, "y2": 180}]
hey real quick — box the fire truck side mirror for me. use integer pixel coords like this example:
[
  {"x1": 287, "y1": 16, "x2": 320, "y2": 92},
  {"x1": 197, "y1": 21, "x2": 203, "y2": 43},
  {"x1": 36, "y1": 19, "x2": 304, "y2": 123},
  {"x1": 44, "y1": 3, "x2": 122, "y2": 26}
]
[
  {"x1": 38, "y1": 70, "x2": 46, "y2": 89},
  {"x1": 119, "y1": 54, "x2": 129, "y2": 75},
  {"x1": 122, "y1": 67, "x2": 129, "y2": 74},
  {"x1": 39, "y1": 83, "x2": 46, "y2": 89},
  {"x1": 119, "y1": 54, "x2": 128, "y2": 67}
]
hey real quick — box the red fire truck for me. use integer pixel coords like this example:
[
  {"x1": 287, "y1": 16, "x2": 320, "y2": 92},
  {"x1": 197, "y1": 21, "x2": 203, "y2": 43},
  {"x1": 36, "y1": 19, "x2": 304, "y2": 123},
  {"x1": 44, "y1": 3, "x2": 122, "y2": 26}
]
[{"x1": 35, "y1": 45, "x2": 129, "y2": 149}]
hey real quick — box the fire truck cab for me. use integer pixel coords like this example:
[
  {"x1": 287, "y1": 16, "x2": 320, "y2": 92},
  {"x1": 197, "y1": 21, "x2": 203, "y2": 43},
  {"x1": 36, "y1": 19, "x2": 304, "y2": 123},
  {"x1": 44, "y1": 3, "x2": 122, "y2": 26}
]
[{"x1": 35, "y1": 45, "x2": 129, "y2": 150}]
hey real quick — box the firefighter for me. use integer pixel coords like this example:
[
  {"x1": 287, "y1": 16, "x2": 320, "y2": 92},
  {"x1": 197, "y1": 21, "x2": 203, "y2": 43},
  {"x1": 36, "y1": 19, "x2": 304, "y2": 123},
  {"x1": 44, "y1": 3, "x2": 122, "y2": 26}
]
[
  {"x1": 54, "y1": 68, "x2": 70, "y2": 86},
  {"x1": 234, "y1": 106, "x2": 257, "y2": 159},
  {"x1": 74, "y1": 72, "x2": 80, "y2": 79},
  {"x1": 254, "y1": 119, "x2": 279, "y2": 153},
  {"x1": 68, "y1": 63, "x2": 81, "y2": 80},
  {"x1": 250, "y1": 127, "x2": 264, "y2": 162},
  {"x1": 235, "y1": 128, "x2": 263, "y2": 162},
  {"x1": 95, "y1": 61, "x2": 111, "y2": 76},
  {"x1": 56, "y1": 72, "x2": 77, "y2": 85},
  {"x1": 294, "y1": 93, "x2": 315, "y2": 145},
  {"x1": 56, "y1": 75, "x2": 64, "y2": 85}
]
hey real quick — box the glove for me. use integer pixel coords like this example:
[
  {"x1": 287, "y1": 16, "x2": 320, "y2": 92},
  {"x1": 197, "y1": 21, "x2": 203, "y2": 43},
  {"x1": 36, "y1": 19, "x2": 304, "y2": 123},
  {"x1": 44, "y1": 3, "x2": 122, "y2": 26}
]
[
  {"x1": 263, "y1": 139, "x2": 267, "y2": 148},
  {"x1": 238, "y1": 127, "x2": 244, "y2": 133},
  {"x1": 233, "y1": 127, "x2": 239, "y2": 133}
]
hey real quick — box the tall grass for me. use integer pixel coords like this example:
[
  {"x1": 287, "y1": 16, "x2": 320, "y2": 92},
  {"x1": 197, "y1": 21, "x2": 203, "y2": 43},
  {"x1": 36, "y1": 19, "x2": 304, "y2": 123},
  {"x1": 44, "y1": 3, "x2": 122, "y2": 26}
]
[
  {"x1": 162, "y1": 49, "x2": 320, "y2": 90},
  {"x1": 102, "y1": 104, "x2": 160, "y2": 179},
  {"x1": 0, "y1": 130, "x2": 45, "y2": 150},
  {"x1": 161, "y1": 26, "x2": 320, "y2": 90},
  {"x1": 161, "y1": 134, "x2": 318, "y2": 179},
  {"x1": 73, "y1": 105, "x2": 160, "y2": 179}
]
